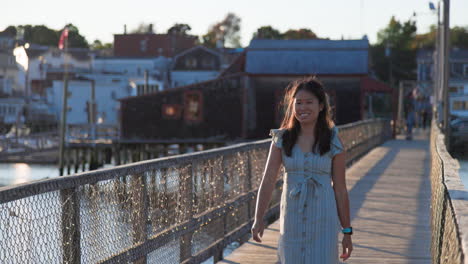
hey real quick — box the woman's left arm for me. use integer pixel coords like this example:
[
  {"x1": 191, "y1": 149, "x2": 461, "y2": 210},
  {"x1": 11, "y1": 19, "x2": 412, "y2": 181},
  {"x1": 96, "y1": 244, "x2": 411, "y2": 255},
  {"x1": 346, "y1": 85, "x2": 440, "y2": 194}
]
[
  {"x1": 332, "y1": 150, "x2": 353, "y2": 261},
  {"x1": 332, "y1": 151, "x2": 350, "y2": 229}
]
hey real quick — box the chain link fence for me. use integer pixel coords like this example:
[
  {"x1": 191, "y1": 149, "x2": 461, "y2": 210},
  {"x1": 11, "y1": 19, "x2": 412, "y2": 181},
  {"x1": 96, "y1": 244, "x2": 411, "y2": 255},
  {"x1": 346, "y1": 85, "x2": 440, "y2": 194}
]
[{"x1": 0, "y1": 119, "x2": 390, "y2": 264}]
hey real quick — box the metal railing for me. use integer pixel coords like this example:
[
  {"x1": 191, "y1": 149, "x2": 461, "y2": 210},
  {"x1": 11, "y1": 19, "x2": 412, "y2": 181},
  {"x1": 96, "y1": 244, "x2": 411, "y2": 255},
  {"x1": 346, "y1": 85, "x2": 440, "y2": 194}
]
[
  {"x1": 0, "y1": 119, "x2": 391, "y2": 264},
  {"x1": 430, "y1": 121, "x2": 466, "y2": 264}
]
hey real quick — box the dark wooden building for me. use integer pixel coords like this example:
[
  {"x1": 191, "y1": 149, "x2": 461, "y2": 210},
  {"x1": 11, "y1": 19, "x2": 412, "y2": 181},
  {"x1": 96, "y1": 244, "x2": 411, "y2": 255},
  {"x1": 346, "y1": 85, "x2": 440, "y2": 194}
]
[
  {"x1": 170, "y1": 46, "x2": 222, "y2": 88},
  {"x1": 120, "y1": 39, "x2": 393, "y2": 141}
]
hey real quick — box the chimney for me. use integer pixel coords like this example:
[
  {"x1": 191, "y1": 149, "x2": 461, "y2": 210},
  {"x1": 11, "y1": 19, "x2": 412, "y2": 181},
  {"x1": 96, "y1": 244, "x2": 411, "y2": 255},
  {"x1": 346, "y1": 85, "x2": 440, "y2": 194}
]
[{"x1": 124, "y1": 24, "x2": 127, "y2": 35}]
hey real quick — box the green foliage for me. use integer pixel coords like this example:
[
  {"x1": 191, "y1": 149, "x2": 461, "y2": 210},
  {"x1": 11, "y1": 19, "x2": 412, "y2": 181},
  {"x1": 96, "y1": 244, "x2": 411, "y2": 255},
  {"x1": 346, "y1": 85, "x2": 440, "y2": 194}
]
[
  {"x1": 1, "y1": 24, "x2": 89, "y2": 48},
  {"x1": 449, "y1": 26, "x2": 468, "y2": 48},
  {"x1": 90, "y1": 39, "x2": 112, "y2": 50},
  {"x1": 167, "y1": 23, "x2": 192, "y2": 35},
  {"x1": 412, "y1": 25, "x2": 468, "y2": 49},
  {"x1": 373, "y1": 17, "x2": 468, "y2": 86},
  {"x1": 282, "y1": 28, "x2": 317, "y2": 40},
  {"x1": 0, "y1": 26, "x2": 17, "y2": 37},
  {"x1": 202, "y1": 31, "x2": 217, "y2": 48},
  {"x1": 377, "y1": 16, "x2": 417, "y2": 49},
  {"x1": 252, "y1": 26, "x2": 318, "y2": 40},
  {"x1": 202, "y1": 13, "x2": 241, "y2": 48},
  {"x1": 253, "y1": 26, "x2": 282, "y2": 40},
  {"x1": 372, "y1": 17, "x2": 418, "y2": 85},
  {"x1": 65, "y1": 23, "x2": 89, "y2": 48}
]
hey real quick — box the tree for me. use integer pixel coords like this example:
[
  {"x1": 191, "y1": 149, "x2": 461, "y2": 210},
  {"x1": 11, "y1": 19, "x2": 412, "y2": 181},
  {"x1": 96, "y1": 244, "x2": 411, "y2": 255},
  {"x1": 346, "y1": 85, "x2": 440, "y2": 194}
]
[
  {"x1": 371, "y1": 17, "x2": 418, "y2": 85},
  {"x1": 282, "y1": 28, "x2": 318, "y2": 40},
  {"x1": 412, "y1": 25, "x2": 468, "y2": 49},
  {"x1": 167, "y1": 23, "x2": 192, "y2": 35},
  {"x1": 64, "y1": 23, "x2": 89, "y2": 48},
  {"x1": 0, "y1": 26, "x2": 17, "y2": 37},
  {"x1": 252, "y1": 26, "x2": 282, "y2": 39},
  {"x1": 131, "y1": 23, "x2": 154, "y2": 34},
  {"x1": 377, "y1": 17, "x2": 417, "y2": 49},
  {"x1": 90, "y1": 39, "x2": 112, "y2": 50},
  {"x1": 1, "y1": 24, "x2": 89, "y2": 48},
  {"x1": 412, "y1": 25, "x2": 437, "y2": 49},
  {"x1": 202, "y1": 13, "x2": 241, "y2": 48},
  {"x1": 17, "y1": 25, "x2": 59, "y2": 46}
]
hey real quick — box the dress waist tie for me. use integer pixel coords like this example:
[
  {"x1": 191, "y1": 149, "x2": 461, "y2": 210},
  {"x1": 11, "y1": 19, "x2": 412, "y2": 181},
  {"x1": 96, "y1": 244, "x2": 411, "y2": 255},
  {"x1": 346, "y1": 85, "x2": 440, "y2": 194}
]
[{"x1": 287, "y1": 172, "x2": 322, "y2": 214}]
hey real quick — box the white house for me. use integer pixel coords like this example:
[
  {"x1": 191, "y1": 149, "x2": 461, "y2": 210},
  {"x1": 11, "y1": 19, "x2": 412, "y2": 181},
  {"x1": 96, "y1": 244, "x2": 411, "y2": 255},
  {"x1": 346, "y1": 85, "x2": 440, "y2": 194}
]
[
  {"x1": 0, "y1": 97, "x2": 25, "y2": 125},
  {"x1": 0, "y1": 50, "x2": 18, "y2": 96},
  {"x1": 93, "y1": 56, "x2": 171, "y2": 90},
  {"x1": 13, "y1": 44, "x2": 92, "y2": 97},
  {"x1": 47, "y1": 73, "x2": 133, "y2": 126}
]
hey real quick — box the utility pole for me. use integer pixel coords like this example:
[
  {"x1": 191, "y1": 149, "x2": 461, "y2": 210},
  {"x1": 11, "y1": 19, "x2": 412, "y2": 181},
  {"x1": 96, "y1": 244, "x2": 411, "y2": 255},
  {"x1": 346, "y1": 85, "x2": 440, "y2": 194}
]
[
  {"x1": 90, "y1": 79, "x2": 96, "y2": 141},
  {"x1": 58, "y1": 35, "x2": 69, "y2": 176},
  {"x1": 144, "y1": 70, "x2": 149, "y2": 95},
  {"x1": 442, "y1": 0, "x2": 451, "y2": 147}
]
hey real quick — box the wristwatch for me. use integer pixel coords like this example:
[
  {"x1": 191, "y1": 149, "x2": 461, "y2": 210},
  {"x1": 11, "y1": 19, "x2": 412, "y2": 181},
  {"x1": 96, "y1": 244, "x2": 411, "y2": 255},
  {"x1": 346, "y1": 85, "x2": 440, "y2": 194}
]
[{"x1": 342, "y1": 227, "x2": 353, "y2": 235}]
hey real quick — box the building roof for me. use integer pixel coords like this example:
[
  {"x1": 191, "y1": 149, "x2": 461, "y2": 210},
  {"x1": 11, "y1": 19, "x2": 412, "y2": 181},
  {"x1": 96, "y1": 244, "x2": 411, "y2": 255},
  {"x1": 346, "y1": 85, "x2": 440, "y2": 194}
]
[
  {"x1": 248, "y1": 39, "x2": 369, "y2": 50},
  {"x1": 173, "y1": 45, "x2": 222, "y2": 61},
  {"x1": 24, "y1": 45, "x2": 92, "y2": 61},
  {"x1": 245, "y1": 39, "x2": 369, "y2": 75}
]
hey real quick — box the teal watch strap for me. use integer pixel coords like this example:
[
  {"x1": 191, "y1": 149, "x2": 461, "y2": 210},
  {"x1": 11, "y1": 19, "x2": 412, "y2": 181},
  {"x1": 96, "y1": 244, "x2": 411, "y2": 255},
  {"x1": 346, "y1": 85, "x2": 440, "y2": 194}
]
[{"x1": 342, "y1": 227, "x2": 353, "y2": 235}]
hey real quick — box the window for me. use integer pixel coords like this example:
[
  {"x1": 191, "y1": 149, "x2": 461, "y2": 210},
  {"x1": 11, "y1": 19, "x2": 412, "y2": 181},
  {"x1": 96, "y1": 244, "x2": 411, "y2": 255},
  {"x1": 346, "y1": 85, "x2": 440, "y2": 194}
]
[
  {"x1": 453, "y1": 100, "x2": 465, "y2": 110},
  {"x1": 140, "y1": 39, "x2": 148, "y2": 52},
  {"x1": 162, "y1": 104, "x2": 181, "y2": 119},
  {"x1": 111, "y1": 91, "x2": 117, "y2": 100},
  {"x1": 202, "y1": 58, "x2": 215, "y2": 68},
  {"x1": 449, "y1": 86, "x2": 459, "y2": 93},
  {"x1": 464, "y1": 64, "x2": 468, "y2": 76},
  {"x1": 449, "y1": 86, "x2": 463, "y2": 94},
  {"x1": 184, "y1": 90, "x2": 203, "y2": 122},
  {"x1": 185, "y1": 57, "x2": 197, "y2": 69}
]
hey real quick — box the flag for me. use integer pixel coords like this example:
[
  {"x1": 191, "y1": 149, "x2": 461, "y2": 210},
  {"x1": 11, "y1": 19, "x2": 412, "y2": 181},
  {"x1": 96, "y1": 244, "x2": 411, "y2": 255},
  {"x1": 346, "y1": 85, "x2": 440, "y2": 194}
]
[{"x1": 58, "y1": 27, "x2": 69, "y2": 50}]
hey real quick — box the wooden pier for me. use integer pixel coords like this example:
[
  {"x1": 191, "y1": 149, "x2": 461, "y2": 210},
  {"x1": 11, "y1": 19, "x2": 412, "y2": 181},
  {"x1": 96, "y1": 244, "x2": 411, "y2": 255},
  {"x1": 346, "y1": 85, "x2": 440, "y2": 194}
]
[{"x1": 219, "y1": 130, "x2": 431, "y2": 264}]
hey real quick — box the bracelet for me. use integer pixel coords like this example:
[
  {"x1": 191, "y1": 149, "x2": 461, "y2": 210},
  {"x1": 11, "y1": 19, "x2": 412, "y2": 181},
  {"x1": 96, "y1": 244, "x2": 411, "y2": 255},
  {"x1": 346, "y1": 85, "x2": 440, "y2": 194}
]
[{"x1": 342, "y1": 227, "x2": 353, "y2": 235}]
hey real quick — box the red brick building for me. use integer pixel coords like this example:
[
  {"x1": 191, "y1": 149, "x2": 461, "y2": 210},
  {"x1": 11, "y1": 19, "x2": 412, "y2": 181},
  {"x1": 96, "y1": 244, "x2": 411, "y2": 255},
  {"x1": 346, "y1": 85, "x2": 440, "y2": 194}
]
[{"x1": 113, "y1": 34, "x2": 198, "y2": 58}]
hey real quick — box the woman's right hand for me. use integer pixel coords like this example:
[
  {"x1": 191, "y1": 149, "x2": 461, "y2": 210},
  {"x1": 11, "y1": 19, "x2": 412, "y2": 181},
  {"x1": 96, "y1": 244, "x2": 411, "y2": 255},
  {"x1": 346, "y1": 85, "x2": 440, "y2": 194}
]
[{"x1": 251, "y1": 219, "x2": 265, "y2": 243}]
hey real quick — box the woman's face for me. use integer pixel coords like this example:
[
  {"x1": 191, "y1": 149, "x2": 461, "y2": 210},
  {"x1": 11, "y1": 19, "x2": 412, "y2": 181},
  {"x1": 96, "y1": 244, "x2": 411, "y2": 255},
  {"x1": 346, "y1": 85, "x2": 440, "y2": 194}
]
[{"x1": 293, "y1": 89, "x2": 323, "y2": 125}]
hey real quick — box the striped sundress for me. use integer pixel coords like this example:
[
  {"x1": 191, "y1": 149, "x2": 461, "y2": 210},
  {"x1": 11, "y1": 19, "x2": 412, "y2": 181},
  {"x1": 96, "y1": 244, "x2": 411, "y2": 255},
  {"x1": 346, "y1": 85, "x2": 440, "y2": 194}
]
[{"x1": 270, "y1": 126, "x2": 344, "y2": 264}]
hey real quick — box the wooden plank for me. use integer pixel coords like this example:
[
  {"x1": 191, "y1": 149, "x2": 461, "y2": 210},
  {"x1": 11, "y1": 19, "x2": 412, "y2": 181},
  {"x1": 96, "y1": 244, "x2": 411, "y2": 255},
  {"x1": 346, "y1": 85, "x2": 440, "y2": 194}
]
[{"x1": 219, "y1": 130, "x2": 431, "y2": 263}]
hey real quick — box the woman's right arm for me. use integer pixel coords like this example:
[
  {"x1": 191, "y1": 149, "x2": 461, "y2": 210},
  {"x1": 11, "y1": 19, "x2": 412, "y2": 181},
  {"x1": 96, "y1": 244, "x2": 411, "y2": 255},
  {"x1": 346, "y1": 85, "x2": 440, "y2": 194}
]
[{"x1": 251, "y1": 142, "x2": 282, "y2": 242}]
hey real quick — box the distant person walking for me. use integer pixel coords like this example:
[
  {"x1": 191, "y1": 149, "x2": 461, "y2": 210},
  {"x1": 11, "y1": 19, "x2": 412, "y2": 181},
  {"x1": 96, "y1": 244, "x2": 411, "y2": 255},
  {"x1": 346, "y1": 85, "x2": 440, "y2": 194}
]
[
  {"x1": 251, "y1": 77, "x2": 353, "y2": 263},
  {"x1": 421, "y1": 97, "x2": 431, "y2": 130},
  {"x1": 405, "y1": 95, "x2": 416, "y2": 140}
]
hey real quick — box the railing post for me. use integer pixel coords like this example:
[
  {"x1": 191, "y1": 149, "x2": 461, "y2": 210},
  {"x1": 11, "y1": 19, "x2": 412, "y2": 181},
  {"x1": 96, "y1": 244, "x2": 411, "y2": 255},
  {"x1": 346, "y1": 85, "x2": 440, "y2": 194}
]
[
  {"x1": 245, "y1": 150, "x2": 253, "y2": 219},
  {"x1": 61, "y1": 187, "x2": 81, "y2": 264},
  {"x1": 180, "y1": 163, "x2": 194, "y2": 262},
  {"x1": 213, "y1": 156, "x2": 227, "y2": 262},
  {"x1": 131, "y1": 173, "x2": 148, "y2": 263}
]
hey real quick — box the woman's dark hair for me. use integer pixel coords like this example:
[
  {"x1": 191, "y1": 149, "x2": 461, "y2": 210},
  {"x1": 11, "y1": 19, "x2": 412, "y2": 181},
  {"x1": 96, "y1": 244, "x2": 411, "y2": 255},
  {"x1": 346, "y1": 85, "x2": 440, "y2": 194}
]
[{"x1": 279, "y1": 76, "x2": 334, "y2": 156}]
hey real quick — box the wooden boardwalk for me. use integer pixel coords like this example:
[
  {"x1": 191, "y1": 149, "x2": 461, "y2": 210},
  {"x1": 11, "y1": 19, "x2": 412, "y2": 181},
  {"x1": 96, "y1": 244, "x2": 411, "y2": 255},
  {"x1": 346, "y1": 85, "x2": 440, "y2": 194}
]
[{"x1": 218, "y1": 130, "x2": 431, "y2": 264}]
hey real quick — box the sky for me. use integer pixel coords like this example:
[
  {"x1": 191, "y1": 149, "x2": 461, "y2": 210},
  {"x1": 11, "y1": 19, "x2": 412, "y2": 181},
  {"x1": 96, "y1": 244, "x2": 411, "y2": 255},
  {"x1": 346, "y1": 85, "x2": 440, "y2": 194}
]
[{"x1": 2, "y1": 0, "x2": 467, "y2": 47}]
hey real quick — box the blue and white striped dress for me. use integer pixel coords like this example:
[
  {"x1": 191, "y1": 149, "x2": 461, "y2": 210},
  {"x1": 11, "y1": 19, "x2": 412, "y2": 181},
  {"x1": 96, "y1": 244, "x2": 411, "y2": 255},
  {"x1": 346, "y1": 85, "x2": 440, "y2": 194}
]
[{"x1": 270, "y1": 126, "x2": 344, "y2": 264}]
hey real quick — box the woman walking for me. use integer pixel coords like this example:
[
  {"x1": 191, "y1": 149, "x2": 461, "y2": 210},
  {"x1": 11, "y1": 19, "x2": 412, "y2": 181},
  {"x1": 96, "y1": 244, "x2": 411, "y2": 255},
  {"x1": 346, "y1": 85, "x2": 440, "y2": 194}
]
[{"x1": 251, "y1": 77, "x2": 353, "y2": 263}]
